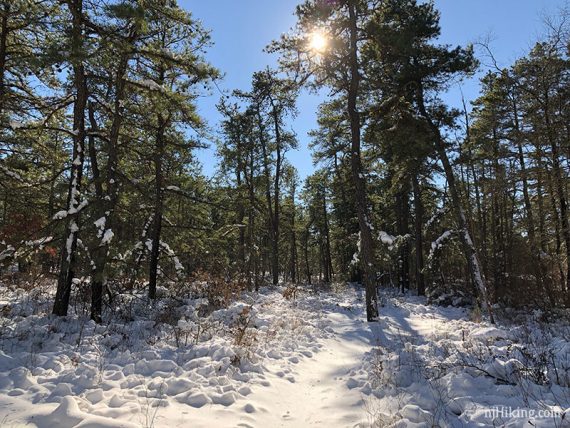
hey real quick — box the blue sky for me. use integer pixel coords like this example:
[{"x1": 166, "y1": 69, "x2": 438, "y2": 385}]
[{"x1": 182, "y1": 0, "x2": 567, "y2": 180}]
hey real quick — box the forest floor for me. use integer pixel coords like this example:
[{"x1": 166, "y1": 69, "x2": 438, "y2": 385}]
[{"x1": 0, "y1": 281, "x2": 569, "y2": 427}]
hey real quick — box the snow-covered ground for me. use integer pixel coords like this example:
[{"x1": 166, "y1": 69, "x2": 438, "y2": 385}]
[
  {"x1": 356, "y1": 294, "x2": 570, "y2": 427},
  {"x1": 0, "y1": 282, "x2": 569, "y2": 427}
]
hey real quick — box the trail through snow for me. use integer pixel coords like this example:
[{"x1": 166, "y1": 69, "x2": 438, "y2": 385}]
[
  {"x1": 238, "y1": 302, "x2": 378, "y2": 427},
  {"x1": 1, "y1": 284, "x2": 569, "y2": 427},
  {"x1": 145, "y1": 289, "x2": 381, "y2": 428}
]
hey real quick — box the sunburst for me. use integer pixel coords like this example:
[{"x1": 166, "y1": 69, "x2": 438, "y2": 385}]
[{"x1": 308, "y1": 30, "x2": 328, "y2": 53}]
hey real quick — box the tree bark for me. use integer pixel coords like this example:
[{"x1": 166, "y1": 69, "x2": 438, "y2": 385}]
[
  {"x1": 148, "y1": 113, "x2": 166, "y2": 300},
  {"x1": 289, "y1": 192, "x2": 298, "y2": 284},
  {"x1": 322, "y1": 191, "x2": 333, "y2": 283},
  {"x1": 53, "y1": 0, "x2": 88, "y2": 317},
  {"x1": 347, "y1": 0, "x2": 378, "y2": 321},
  {"x1": 235, "y1": 126, "x2": 246, "y2": 275},
  {"x1": 412, "y1": 174, "x2": 425, "y2": 296},
  {"x1": 89, "y1": 38, "x2": 132, "y2": 322},
  {"x1": 396, "y1": 187, "x2": 410, "y2": 293},
  {"x1": 269, "y1": 97, "x2": 282, "y2": 286},
  {"x1": 303, "y1": 221, "x2": 312, "y2": 285},
  {"x1": 257, "y1": 109, "x2": 279, "y2": 286},
  {"x1": 0, "y1": 2, "x2": 10, "y2": 115}
]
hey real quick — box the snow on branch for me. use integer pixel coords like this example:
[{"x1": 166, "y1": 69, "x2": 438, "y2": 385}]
[
  {"x1": 0, "y1": 163, "x2": 26, "y2": 183},
  {"x1": 53, "y1": 199, "x2": 89, "y2": 220},
  {"x1": 379, "y1": 231, "x2": 395, "y2": 247},
  {"x1": 159, "y1": 241, "x2": 185, "y2": 275},
  {"x1": 431, "y1": 230, "x2": 453, "y2": 252},
  {"x1": 425, "y1": 205, "x2": 448, "y2": 231},
  {"x1": 0, "y1": 236, "x2": 54, "y2": 266},
  {"x1": 378, "y1": 231, "x2": 412, "y2": 252},
  {"x1": 127, "y1": 78, "x2": 166, "y2": 93},
  {"x1": 424, "y1": 230, "x2": 457, "y2": 274}
]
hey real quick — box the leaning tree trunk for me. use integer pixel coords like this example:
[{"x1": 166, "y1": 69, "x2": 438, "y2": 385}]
[
  {"x1": 416, "y1": 83, "x2": 494, "y2": 323},
  {"x1": 53, "y1": 0, "x2": 88, "y2": 317},
  {"x1": 347, "y1": 0, "x2": 378, "y2": 321}
]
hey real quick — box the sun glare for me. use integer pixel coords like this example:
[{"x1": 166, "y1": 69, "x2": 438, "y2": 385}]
[{"x1": 308, "y1": 30, "x2": 328, "y2": 53}]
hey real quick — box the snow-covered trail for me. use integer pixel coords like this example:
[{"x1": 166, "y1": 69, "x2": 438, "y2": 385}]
[
  {"x1": 2, "y1": 284, "x2": 568, "y2": 427},
  {"x1": 236, "y1": 304, "x2": 380, "y2": 427},
  {"x1": 233, "y1": 290, "x2": 468, "y2": 428},
  {"x1": 158, "y1": 291, "x2": 383, "y2": 428},
  {"x1": 173, "y1": 289, "x2": 471, "y2": 428},
  {"x1": 0, "y1": 285, "x2": 384, "y2": 428}
]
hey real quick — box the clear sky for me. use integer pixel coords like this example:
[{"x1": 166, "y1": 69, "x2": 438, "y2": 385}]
[{"x1": 181, "y1": 0, "x2": 567, "y2": 180}]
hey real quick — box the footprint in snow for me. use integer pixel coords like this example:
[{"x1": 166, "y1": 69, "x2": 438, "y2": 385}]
[
  {"x1": 108, "y1": 394, "x2": 128, "y2": 408},
  {"x1": 238, "y1": 385, "x2": 252, "y2": 396},
  {"x1": 211, "y1": 391, "x2": 237, "y2": 406},
  {"x1": 244, "y1": 403, "x2": 256, "y2": 413},
  {"x1": 177, "y1": 391, "x2": 211, "y2": 408},
  {"x1": 346, "y1": 378, "x2": 359, "y2": 389}
]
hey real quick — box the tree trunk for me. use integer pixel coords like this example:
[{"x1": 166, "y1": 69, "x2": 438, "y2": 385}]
[
  {"x1": 90, "y1": 41, "x2": 132, "y2": 322},
  {"x1": 247, "y1": 143, "x2": 256, "y2": 290},
  {"x1": 304, "y1": 225, "x2": 311, "y2": 285},
  {"x1": 290, "y1": 194, "x2": 298, "y2": 284},
  {"x1": 236, "y1": 138, "x2": 246, "y2": 275},
  {"x1": 232, "y1": 115, "x2": 246, "y2": 276},
  {"x1": 347, "y1": 0, "x2": 378, "y2": 321},
  {"x1": 396, "y1": 187, "x2": 410, "y2": 293},
  {"x1": 148, "y1": 114, "x2": 166, "y2": 300},
  {"x1": 0, "y1": 3, "x2": 10, "y2": 115},
  {"x1": 270, "y1": 98, "x2": 282, "y2": 286},
  {"x1": 412, "y1": 174, "x2": 425, "y2": 296},
  {"x1": 257, "y1": 109, "x2": 279, "y2": 286},
  {"x1": 53, "y1": 0, "x2": 88, "y2": 317},
  {"x1": 491, "y1": 126, "x2": 505, "y2": 298},
  {"x1": 322, "y1": 191, "x2": 333, "y2": 283}
]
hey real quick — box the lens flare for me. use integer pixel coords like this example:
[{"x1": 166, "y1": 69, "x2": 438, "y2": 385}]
[{"x1": 308, "y1": 30, "x2": 328, "y2": 53}]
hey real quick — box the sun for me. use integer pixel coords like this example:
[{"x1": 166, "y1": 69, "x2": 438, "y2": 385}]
[{"x1": 308, "y1": 30, "x2": 328, "y2": 53}]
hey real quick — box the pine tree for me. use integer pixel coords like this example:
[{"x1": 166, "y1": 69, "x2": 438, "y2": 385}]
[{"x1": 271, "y1": 0, "x2": 379, "y2": 320}]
